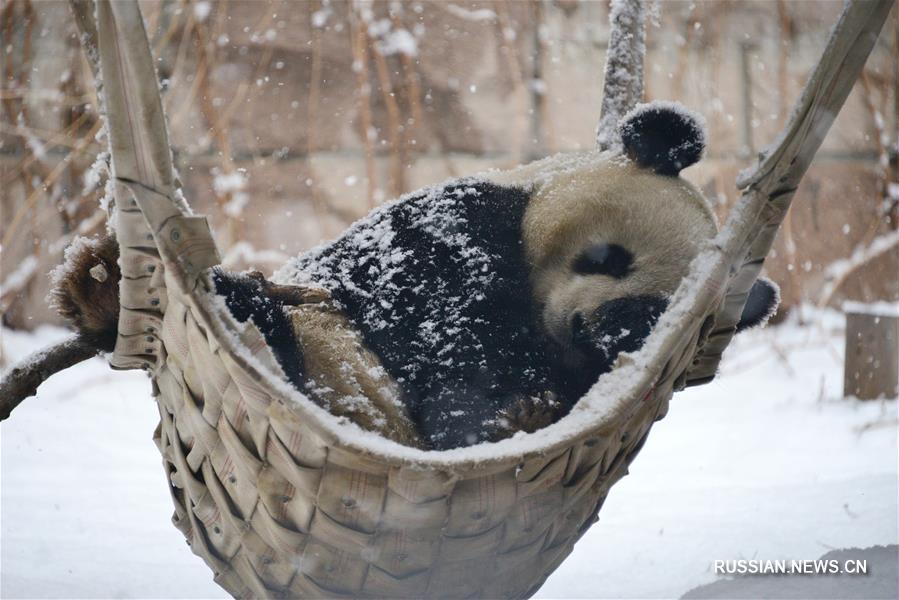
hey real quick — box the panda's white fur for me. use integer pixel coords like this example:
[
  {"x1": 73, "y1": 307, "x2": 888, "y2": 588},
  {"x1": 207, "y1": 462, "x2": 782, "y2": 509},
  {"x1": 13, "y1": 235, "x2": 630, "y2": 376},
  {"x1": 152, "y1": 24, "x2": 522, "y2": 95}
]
[{"x1": 489, "y1": 150, "x2": 717, "y2": 370}]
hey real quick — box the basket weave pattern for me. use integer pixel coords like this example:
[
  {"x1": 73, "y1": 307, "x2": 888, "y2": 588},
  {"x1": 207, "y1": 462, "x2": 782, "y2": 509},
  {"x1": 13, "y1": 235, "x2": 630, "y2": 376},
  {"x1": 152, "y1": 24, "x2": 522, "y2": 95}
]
[{"x1": 152, "y1": 289, "x2": 697, "y2": 597}]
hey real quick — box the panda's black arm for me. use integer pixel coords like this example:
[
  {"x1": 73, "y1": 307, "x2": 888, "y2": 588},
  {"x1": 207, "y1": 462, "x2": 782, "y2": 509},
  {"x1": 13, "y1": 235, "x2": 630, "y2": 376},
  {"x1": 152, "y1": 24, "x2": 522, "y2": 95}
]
[
  {"x1": 210, "y1": 269, "x2": 310, "y2": 390},
  {"x1": 241, "y1": 271, "x2": 331, "y2": 306}
]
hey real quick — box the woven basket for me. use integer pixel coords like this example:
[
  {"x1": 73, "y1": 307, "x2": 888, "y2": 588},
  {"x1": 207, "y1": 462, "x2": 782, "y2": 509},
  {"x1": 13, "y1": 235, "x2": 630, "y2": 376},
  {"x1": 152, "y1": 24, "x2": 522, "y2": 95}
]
[{"x1": 86, "y1": 1, "x2": 890, "y2": 597}]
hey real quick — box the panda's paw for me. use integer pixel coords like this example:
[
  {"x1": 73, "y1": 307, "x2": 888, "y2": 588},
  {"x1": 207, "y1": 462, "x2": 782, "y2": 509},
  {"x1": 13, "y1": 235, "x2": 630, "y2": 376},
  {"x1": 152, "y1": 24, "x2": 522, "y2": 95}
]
[
  {"x1": 619, "y1": 101, "x2": 706, "y2": 176},
  {"x1": 243, "y1": 270, "x2": 331, "y2": 306},
  {"x1": 493, "y1": 391, "x2": 562, "y2": 439},
  {"x1": 49, "y1": 233, "x2": 121, "y2": 352},
  {"x1": 737, "y1": 276, "x2": 780, "y2": 331}
]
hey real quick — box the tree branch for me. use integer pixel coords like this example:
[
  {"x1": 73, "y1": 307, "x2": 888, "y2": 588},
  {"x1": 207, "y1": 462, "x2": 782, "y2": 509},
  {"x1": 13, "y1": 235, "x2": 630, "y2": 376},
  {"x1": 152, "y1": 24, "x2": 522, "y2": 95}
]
[
  {"x1": 68, "y1": 0, "x2": 100, "y2": 79},
  {"x1": 596, "y1": 0, "x2": 645, "y2": 151},
  {"x1": 0, "y1": 336, "x2": 99, "y2": 421}
]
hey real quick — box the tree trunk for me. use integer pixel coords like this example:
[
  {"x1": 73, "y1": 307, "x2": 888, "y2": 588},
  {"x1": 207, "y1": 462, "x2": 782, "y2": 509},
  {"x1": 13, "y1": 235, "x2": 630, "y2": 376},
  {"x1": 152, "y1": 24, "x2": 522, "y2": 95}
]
[{"x1": 844, "y1": 309, "x2": 899, "y2": 400}]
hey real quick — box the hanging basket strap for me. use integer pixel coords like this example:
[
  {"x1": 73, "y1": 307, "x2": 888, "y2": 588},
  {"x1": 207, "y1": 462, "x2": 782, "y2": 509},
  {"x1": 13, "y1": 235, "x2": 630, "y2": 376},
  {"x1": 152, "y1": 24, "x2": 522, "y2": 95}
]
[
  {"x1": 92, "y1": 0, "x2": 220, "y2": 371},
  {"x1": 685, "y1": 0, "x2": 893, "y2": 386}
]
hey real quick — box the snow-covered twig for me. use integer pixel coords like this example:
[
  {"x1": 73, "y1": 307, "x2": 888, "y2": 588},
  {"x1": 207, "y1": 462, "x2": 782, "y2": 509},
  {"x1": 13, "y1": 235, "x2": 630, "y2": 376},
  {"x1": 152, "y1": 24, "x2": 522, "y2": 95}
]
[
  {"x1": 307, "y1": 1, "x2": 326, "y2": 219},
  {"x1": 528, "y1": 0, "x2": 554, "y2": 159},
  {"x1": 350, "y1": 4, "x2": 379, "y2": 207},
  {"x1": 0, "y1": 120, "x2": 104, "y2": 254},
  {"x1": 597, "y1": 0, "x2": 645, "y2": 151},
  {"x1": 0, "y1": 336, "x2": 99, "y2": 421},
  {"x1": 68, "y1": 0, "x2": 101, "y2": 78},
  {"x1": 859, "y1": 70, "x2": 898, "y2": 227},
  {"x1": 493, "y1": 0, "x2": 530, "y2": 163},
  {"x1": 817, "y1": 229, "x2": 899, "y2": 307},
  {"x1": 368, "y1": 26, "x2": 407, "y2": 196},
  {"x1": 441, "y1": 4, "x2": 498, "y2": 23},
  {"x1": 0, "y1": 256, "x2": 39, "y2": 313},
  {"x1": 392, "y1": 8, "x2": 426, "y2": 169}
]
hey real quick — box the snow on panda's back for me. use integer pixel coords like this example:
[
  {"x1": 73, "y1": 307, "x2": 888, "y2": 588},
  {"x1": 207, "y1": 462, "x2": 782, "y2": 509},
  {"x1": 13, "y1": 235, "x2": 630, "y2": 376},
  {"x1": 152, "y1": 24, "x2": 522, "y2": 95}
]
[
  {"x1": 276, "y1": 178, "x2": 554, "y2": 449},
  {"x1": 274, "y1": 103, "x2": 719, "y2": 449}
]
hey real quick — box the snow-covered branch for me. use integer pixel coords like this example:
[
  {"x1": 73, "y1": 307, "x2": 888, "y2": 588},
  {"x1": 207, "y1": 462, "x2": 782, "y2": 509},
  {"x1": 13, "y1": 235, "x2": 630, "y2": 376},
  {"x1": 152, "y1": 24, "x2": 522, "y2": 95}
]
[
  {"x1": 0, "y1": 336, "x2": 99, "y2": 421},
  {"x1": 597, "y1": 0, "x2": 645, "y2": 151},
  {"x1": 817, "y1": 229, "x2": 899, "y2": 307},
  {"x1": 0, "y1": 256, "x2": 39, "y2": 313}
]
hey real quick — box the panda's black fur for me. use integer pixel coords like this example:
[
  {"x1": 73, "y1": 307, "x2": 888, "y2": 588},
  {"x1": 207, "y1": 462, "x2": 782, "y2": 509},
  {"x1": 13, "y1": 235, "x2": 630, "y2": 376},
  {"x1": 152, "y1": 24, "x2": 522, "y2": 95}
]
[
  {"x1": 620, "y1": 102, "x2": 705, "y2": 176},
  {"x1": 210, "y1": 268, "x2": 305, "y2": 390},
  {"x1": 292, "y1": 181, "x2": 564, "y2": 449}
]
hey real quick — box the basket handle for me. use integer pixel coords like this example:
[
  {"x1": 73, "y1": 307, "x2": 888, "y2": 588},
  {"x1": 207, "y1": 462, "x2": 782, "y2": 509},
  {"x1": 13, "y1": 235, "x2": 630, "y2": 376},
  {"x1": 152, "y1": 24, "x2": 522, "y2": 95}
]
[
  {"x1": 89, "y1": 0, "x2": 220, "y2": 370},
  {"x1": 685, "y1": 0, "x2": 893, "y2": 385}
]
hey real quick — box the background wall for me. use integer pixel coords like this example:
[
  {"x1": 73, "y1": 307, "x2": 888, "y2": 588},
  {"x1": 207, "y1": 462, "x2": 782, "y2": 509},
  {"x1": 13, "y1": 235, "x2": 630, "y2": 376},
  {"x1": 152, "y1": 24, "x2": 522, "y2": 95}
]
[{"x1": 2, "y1": 0, "x2": 897, "y2": 332}]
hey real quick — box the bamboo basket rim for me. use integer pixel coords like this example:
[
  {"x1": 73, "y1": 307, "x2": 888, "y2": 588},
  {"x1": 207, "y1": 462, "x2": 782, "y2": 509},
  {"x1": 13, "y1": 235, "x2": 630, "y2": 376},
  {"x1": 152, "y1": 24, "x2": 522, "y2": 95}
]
[{"x1": 184, "y1": 217, "x2": 728, "y2": 472}]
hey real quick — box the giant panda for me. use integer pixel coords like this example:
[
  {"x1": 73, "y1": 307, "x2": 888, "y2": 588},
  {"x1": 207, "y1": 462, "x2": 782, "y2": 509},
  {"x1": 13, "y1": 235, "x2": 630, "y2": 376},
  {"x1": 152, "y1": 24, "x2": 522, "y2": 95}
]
[
  {"x1": 273, "y1": 103, "x2": 778, "y2": 449},
  {"x1": 52, "y1": 103, "x2": 778, "y2": 451}
]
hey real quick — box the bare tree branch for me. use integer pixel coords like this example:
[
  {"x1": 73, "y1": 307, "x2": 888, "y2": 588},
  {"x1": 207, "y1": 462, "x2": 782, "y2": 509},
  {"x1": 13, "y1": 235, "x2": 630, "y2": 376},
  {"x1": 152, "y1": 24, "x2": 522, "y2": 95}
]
[
  {"x1": 68, "y1": 0, "x2": 100, "y2": 79},
  {"x1": 0, "y1": 337, "x2": 99, "y2": 421},
  {"x1": 350, "y1": 6, "x2": 378, "y2": 208}
]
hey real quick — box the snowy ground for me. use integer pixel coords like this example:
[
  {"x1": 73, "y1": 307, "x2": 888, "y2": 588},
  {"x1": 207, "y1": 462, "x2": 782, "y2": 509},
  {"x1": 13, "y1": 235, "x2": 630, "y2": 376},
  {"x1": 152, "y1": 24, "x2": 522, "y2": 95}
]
[{"x1": 1, "y1": 307, "x2": 896, "y2": 599}]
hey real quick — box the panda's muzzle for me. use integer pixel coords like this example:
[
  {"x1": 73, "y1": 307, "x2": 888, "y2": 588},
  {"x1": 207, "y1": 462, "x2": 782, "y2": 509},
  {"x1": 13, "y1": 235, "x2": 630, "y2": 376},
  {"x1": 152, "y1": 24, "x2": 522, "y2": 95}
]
[{"x1": 571, "y1": 294, "x2": 670, "y2": 369}]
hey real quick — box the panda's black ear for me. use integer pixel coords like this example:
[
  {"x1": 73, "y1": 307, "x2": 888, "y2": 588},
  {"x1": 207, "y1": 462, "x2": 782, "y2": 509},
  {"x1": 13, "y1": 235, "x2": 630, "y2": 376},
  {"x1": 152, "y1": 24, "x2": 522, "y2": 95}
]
[
  {"x1": 619, "y1": 102, "x2": 706, "y2": 176},
  {"x1": 736, "y1": 277, "x2": 780, "y2": 332}
]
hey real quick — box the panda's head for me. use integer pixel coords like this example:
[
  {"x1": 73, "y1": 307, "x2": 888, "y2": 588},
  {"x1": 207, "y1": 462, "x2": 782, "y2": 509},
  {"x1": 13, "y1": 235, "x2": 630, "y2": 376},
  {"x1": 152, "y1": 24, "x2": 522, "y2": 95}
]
[{"x1": 492, "y1": 102, "x2": 776, "y2": 391}]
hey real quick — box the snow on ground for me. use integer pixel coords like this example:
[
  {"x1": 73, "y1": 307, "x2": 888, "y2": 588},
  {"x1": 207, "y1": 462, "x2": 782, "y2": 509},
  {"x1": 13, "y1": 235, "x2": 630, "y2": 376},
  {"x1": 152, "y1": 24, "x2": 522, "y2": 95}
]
[
  {"x1": 536, "y1": 308, "x2": 897, "y2": 599},
  {"x1": 1, "y1": 308, "x2": 896, "y2": 599}
]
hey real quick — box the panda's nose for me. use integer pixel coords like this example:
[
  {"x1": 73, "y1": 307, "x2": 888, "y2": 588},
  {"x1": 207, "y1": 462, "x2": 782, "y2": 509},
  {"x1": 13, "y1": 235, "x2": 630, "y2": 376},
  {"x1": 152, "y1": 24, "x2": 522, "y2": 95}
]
[{"x1": 575, "y1": 295, "x2": 670, "y2": 362}]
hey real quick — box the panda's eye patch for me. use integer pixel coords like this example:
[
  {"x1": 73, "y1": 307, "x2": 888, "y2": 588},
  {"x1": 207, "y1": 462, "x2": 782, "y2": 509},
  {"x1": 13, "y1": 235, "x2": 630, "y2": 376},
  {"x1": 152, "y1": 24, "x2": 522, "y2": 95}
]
[{"x1": 572, "y1": 243, "x2": 633, "y2": 278}]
